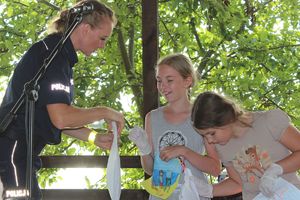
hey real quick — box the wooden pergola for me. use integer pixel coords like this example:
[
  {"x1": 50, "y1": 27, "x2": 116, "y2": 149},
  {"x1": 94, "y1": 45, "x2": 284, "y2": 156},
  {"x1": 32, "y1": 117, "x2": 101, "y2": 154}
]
[{"x1": 40, "y1": 1, "x2": 242, "y2": 199}]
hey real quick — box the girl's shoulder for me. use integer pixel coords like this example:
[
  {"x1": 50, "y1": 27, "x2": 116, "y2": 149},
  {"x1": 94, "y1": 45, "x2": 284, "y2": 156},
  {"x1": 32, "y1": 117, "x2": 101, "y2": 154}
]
[
  {"x1": 253, "y1": 109, "x2": 289, "y2": 122},
  {"x1": 149, "y1": 106, "x2": 165, "y2": 115},
  {"x1": 253, "y1": 109, "x2": 290, "y2": 139}
]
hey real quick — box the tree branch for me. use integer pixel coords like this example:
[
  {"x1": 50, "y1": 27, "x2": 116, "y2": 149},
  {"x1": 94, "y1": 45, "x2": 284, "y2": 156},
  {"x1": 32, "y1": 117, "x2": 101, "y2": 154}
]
[
  {"x1": 240, "y1": 44, "x2": 300, "y2": 52},
  {"x1": 36, "y1": 0, "x2": 60, "y2": 11},
  {"x1": 161, "y1": 19, "x2": 178, "y2": 48},
  {"x1": 116, "y1": 24, "x2": 143, "y2": 117}
]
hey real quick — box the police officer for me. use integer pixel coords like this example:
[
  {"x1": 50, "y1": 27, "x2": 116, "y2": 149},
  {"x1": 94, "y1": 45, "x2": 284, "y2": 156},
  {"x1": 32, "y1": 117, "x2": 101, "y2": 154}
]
[{"x1": 0, "y1": 0, "x2": 124, "y2": 199}]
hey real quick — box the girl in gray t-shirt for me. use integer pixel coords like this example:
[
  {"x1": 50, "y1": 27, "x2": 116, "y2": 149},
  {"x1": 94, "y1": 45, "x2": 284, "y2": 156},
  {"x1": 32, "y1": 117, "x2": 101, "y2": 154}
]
[{"x1": 129, "y1": 54, "x2": 221, "y2": 200}]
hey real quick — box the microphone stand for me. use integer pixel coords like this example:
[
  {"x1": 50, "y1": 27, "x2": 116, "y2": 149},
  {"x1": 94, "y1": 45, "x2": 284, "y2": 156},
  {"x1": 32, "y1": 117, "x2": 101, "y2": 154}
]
[{"x1": 0, "y1": 13, "x2": 84, "y2": 199}]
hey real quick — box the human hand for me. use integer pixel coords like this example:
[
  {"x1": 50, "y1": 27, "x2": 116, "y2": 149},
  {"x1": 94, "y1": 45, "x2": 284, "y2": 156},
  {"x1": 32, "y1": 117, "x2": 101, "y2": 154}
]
[
  {"x1": 128, "y1": 126, "x2": 151, "y2": 156},
  {"x1": 259, "y1": 163, "x2": 283, "y2": 197},
  {"x1": 104, "y1": 107, "x2": 125, "y2": 135},
  {"x1": 94, "y1": 132, "x2": 114, "y2": 150},
  {"x1": 159, "y1": 145, "x2": 186, "y2": 162}
]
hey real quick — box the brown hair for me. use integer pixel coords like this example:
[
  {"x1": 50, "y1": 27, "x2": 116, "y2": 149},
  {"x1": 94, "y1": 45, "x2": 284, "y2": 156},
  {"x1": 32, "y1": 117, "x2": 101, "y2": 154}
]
[
  {"x1": 156, "y1": 53, "x2": 198, "y2": 88},
  {"x1": 48, "y1": 0, "x2": 117, "y2": 34},
  {"x1": 191, "y1": 91, "x2": 249, "y2": 129}
]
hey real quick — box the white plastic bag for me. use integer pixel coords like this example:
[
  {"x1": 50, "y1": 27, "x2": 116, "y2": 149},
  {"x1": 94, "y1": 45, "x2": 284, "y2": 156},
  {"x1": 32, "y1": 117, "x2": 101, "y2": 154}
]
[
  {"x1": 254, "y1": 177, "x2": 300, "y2": 200},
  {"x1": 107, "y1": 122, "x2": 121, "y2": 200},
  {"x1": 179, "y1": 168, "x2": 201, "y2": 200}
]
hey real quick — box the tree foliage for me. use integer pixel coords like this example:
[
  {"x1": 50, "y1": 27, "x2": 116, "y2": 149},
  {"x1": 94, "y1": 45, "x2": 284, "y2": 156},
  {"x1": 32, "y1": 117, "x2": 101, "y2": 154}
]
[{"x1": 0, "y1": 0, "x2": 299, "y2": 189}]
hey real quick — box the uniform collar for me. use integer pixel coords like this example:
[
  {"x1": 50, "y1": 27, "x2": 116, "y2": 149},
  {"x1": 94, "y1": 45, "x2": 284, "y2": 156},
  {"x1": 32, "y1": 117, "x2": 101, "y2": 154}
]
[
  {"x1": 45, "y1": 33, "x2": 78, "y2": 67},
  {"x1": 64, "y1": 36, "x2": 78, "y2": 67}
]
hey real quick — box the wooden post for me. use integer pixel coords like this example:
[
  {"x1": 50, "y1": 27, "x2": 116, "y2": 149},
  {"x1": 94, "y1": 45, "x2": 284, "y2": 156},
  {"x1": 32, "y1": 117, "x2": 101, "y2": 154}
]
[{"x1": 142, "y1": 0, "x2": 159, "y2": 121}]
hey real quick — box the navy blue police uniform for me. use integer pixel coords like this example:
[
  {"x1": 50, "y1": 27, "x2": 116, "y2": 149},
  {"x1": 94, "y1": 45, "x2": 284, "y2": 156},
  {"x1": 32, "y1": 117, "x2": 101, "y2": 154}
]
[{"x1": 0, "y1": 33, "x2": 78, "y2": 199}]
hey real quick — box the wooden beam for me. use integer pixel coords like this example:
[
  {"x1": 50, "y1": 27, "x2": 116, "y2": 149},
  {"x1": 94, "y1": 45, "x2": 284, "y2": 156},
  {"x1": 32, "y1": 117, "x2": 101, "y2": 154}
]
[
  {"x1": 41, "y1": 189, "x2": 148, "y2": 200},
  {"x1": 40, "y1": 156, "x2": 242, "y2": 199}
]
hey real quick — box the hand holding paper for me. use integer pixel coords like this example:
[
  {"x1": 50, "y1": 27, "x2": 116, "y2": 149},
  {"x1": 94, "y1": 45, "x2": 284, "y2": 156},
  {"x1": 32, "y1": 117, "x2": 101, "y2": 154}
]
[
  {"x1": 128, "y1": 126, "x2": 151, "y2": 156},
  {"x1": 259, "y1": 163, "x2": 283, "y2": 197}
]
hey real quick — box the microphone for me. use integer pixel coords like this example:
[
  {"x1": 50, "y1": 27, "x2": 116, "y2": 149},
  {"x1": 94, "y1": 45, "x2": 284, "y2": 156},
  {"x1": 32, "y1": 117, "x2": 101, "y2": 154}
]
[{"x1": 70, "y1": 2, "x2": 94, "y2": 14}]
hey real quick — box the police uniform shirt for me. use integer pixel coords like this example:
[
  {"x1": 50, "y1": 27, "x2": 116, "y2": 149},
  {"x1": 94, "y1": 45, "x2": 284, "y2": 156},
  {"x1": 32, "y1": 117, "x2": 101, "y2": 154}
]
[{"x1": 0, "y1": 33, "x2": 78, "y2": 145}]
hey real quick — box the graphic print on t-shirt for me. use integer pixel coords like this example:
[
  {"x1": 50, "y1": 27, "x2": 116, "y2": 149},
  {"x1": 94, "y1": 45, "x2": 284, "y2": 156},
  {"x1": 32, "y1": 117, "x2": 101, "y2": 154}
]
[
  {"x1": 232, "y1": 145, "x2": 272, "y2": 184},
  {"x1": 158, "y1": 130, "x2": 186, "y2": 150},
  {"x1": 143, "y1": 130, "x2": 186, "y2": 199}
]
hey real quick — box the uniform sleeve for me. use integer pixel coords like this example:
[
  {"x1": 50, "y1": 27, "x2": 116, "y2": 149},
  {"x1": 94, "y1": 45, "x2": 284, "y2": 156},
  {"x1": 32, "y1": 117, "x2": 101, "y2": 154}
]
[
  {"x1": 265, "y1": 109, "x2": 290, "y2": 141},
  {"x1": 37, "y1": 55, "x2": 72, "y2": 106}
]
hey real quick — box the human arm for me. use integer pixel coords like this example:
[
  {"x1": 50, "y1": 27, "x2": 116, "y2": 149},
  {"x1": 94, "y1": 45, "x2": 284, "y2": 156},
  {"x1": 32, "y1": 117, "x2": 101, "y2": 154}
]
[
  {"x1": 159, "y1": 135, "x2": 221, "y2": 177},
  {"x1": 275, "y1": 125, "x2": 300, "y2": 173},
  {"x1": 140, "y1": 112, "x2": 155, "y2": 175},
  {"x1": 259, "y1": 125, "x2": 300, "y2": 197},
  {"x1": 212, "y1": 165, "x2": 243, "y2": 197},
  {"x1": 183, "y1": 165, "x2": 242, "y2": 198},
  {"x1": 47, "y1": 103, "x2": 124, "y2": 134},
  {"x1": 127, "y1": 112, "x2": 154, "y2": 175},
  {"x1": 63, "y1": 127, "x2": 114, "y2": 150},
  {"x1": 183, "y1": 138, "x2": 221, "y2": 177}
]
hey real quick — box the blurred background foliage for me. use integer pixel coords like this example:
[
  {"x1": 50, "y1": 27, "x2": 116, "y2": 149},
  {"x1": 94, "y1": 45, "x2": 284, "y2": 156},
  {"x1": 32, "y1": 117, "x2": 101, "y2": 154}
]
[{"x1": 0, "y1": 0, "x2": 299, "y2": 189}]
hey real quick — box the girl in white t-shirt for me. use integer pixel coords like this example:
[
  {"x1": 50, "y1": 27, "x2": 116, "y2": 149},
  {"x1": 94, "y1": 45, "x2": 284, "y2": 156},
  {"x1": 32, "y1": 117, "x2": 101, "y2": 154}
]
[{"x1": 191, "y1": 91, "x2": 300, "y2": 200}]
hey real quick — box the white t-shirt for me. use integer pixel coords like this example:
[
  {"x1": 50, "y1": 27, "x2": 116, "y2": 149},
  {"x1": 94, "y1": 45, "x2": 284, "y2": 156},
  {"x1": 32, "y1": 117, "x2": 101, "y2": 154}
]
[{"x1": 216, "y1": 109, "x2": 300, "y2": 200}]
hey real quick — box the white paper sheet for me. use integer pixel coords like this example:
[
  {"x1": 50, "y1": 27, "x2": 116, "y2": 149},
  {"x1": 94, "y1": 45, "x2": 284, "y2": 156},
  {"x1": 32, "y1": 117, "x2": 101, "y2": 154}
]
[
  {"x1": 107, "y1": 122, "x2": 121, "y2": 200},
  {"x1": 254, "y1": 177, "x2": 300, "y2": 200}
]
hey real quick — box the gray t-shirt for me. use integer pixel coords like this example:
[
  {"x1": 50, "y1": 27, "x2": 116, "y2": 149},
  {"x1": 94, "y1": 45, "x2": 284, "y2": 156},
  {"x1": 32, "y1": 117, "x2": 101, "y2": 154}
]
[
  {"x1": 149, "y1": 106, "x2": 210, "y2": 200},
  {"x1": 216, "y1": 109, "x2": 300, "y2": 200}
]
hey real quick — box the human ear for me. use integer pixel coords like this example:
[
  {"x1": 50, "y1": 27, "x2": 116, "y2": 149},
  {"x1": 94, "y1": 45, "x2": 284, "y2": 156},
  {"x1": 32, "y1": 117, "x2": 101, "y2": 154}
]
[
  {"x1": 79, "y1": 23, "x2": 91, "y2": 36},
  {"x1": 184, "y1": 76, "x2": 193, "y2": 88}
]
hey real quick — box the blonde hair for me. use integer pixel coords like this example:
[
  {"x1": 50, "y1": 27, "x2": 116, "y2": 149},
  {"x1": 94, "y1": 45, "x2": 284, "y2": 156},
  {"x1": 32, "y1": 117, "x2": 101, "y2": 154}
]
[
  {"x1": 48, "y1": 0, "x2": 117, "y2": 34},
  {"x1": 156, "y1": 53, "x2": 198, "y2": 88}
]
